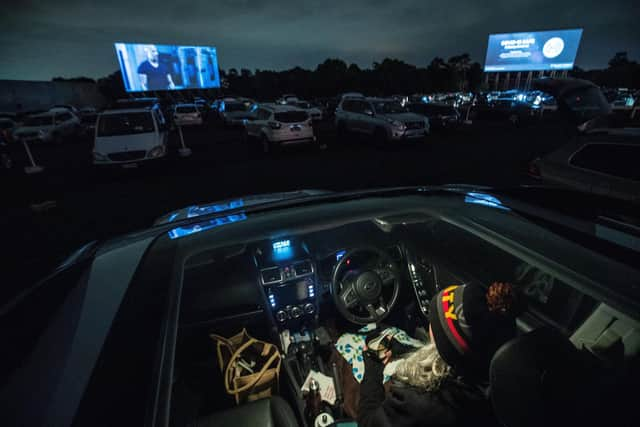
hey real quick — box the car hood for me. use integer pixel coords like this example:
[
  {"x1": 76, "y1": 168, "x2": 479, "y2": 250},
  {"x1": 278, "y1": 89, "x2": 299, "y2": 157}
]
[
  {"x1": 14, "y1": 125, "x2": 53, "y2": 134},
  {"x1": 94, "y1": 133, "x2": 158, "y2": 152},
  {"x1": 222, "y1": 111, "x2": 252, "y2": 119},
  {"x1": 378, "y1": 112, "x2": 426, "y2": 122}
]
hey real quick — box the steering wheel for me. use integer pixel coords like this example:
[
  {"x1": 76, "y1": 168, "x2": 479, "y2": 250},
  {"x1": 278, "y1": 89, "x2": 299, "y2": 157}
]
[{"x1": 331, "y1": 247, "x2": 401, "y2": 325}]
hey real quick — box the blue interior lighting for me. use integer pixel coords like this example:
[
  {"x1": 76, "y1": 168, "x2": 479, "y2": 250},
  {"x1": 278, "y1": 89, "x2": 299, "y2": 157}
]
[
  {"x1": 336, "y1": 250, "x2": 347, "y2": 261},
  {"x1": 464, "y1": 192, "x2": 510, "y2": 211},
  {"x1": 187, "y1": 199, "x2": 244, "y2": 219},
  {"x1": 168, "y1": 213, "x2": 247, "y2": 239},
  {"x1": 273, "y1": 240, "x2": 291, "y2": 250}
]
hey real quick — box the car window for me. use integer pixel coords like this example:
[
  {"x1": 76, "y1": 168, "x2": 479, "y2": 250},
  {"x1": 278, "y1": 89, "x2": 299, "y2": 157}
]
[
  {"x1": 24, "y1": 116, "x2": 53, "y2": 126},
  {"x1": 55, "y1": 112, "x2": 72, "y2": 123},
  {"x1": 225, "y1": 103, "x2": 247, "y2": 112},
  {"x1": 570, "y1": 144, "x2": 640, "y2": 181},
  {"x1": 339, "y1": 100, "x2": 350, "y2": 111},
  {"x1": 257, "y1": 109, "x2": 271, "y2": 120},
  {"x1": 373, "y1": 101, "x2": 406, "y2": 114},
  {"x1": 274, "y1": 111, "x2": 308, "y2": 123},
  {"x1": 347, "y1": 100, "x2": 365, "y2": 113},
  {"x1": 97, "y1": 112, "x2": 155, "y2": 136},
  {"x1": 419, "y1": 220, "x2": 598, "y2": 333},
  {"x1": 176, "y1": 106, "x2": 197, "y2": 113}
]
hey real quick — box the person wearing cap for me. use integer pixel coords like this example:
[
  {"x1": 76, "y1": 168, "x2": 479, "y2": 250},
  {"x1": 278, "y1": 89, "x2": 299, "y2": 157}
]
[{"x1": 358, "y1": 282, "x2": 521, "y2": 427}]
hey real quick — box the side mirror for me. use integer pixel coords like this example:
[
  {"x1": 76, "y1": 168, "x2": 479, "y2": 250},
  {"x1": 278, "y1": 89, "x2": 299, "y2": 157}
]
[{"x1": 364, "y1": 109, "x2": 374, "y2": 116}]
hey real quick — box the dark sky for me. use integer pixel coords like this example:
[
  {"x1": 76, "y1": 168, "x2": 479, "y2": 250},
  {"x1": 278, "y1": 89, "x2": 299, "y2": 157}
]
[{"x1": 1, "y1": 0, "x2": 638, "y2": 80}]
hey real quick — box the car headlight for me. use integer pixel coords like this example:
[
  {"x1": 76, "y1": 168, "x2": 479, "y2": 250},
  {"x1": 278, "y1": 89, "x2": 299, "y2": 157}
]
[
  {"x1": 148, "y1": 145, "x2": 165, "y2": 158},
  {"x1": 93, "y1": 152, "x2": 108, "y2": 161}
]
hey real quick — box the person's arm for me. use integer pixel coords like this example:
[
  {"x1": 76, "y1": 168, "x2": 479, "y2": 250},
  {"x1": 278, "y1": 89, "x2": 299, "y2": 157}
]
[{"x1": 357, "y1": 352, "x2": 390, "y2": 427}]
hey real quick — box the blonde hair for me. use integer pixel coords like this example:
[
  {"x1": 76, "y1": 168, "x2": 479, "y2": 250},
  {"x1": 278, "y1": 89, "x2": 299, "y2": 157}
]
[{"x1": 393, "y1": 343, "x2": 452, "y2": 391}]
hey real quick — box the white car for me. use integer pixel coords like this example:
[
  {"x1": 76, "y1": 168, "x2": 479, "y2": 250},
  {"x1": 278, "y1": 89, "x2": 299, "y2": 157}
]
[
  {"x1": 173, "y1": 104, "x2": 203, "y2": 126},
  {"x1": 13, "y1": 109, "x2": 81, "y2": 144},
  {"x1": 292, "y1": 101, "x2": 323, "y2": 121},
  {"x1": 93, "y1": 106, "x2": 168, "y2": 165},
  {"x1": 244, "y1": 104, "x2": 316, "y2": 153}
]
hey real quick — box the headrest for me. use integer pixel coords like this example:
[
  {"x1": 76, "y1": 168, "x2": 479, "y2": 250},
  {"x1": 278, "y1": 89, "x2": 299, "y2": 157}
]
[{"x1": 489, "y1": 328, "x2": 588, "y2": 427}]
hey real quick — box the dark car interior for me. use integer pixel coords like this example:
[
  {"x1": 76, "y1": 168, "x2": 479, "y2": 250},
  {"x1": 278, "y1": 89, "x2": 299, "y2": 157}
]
[{"x1": 167, "y1": 211, "x2": 638, "y2": 427}]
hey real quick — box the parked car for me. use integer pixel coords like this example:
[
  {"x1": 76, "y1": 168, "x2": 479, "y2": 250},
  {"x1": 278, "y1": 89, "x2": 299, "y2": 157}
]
[
  {"x1": 12, "y1": 109, "x2": 81, "y2": 144},
  {"x1": 0, "y1": 118, "x2": 17, "y2": 143},
  {"x1": 276, "y1": 94, "x2": 299, "y2": 104},
  {"x1": 1, "y1": 186, "x2": 637, "y2": 427},
  {"x1": 215, "y1": 99, "x2": 253, "y2": 127},
  {"x1": 93, "y1": 105, "x2": 168, "y2": 165},
  {"x1": 292, "y1": 100, "x2": 323, "y2": 121},
  {"x1": 529, "y1": 137, "x2": 640, "y2": 203},
  {"x1": 78, "y1": 110, "x2": 98, "y2": 139},
  {"x1": 173, "y1": 104, "x2": 203, "y2": 127},
  {"x1": 50, "y1": 104, "x2": 79, "y2": 114},
  {"x1": 244, "y1": 103, "x2": 316, "y2": 153},
  {"x1": 335, "y1": 96, "x2": 429, "y2": 143},
  {"x1": 406, "y1": 102, "x2": 459, "y2": 130}
]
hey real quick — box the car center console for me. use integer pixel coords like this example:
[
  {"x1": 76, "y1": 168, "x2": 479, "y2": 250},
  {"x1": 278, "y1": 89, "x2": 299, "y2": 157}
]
[{"x1": 255, "y1": 239, "x2": 319, "y2": 331}]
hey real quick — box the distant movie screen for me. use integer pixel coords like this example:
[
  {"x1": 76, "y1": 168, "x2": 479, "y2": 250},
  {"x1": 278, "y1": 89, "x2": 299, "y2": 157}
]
[
  {"x1": 114, "y1": 43, "x2": 221, "y2": 92},
  {"x1": 484, "y1": 29, "x2": 583, "y2": 72}
]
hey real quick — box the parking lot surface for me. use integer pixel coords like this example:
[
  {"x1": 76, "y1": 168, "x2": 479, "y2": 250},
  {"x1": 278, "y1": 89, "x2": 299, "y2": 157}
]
[{"x1": 2, "y1": 120, "x2": 564, "y2": 301}]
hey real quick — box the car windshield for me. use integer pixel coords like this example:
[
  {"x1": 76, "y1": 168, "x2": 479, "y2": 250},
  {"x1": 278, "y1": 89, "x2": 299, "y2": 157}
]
[
  {"x1": 225, "y1": 103, "x2": 247, "y2": 112},
  {"x1": 80, "y1": 113, "x2": 97, "y2": 123},
  {"x1": 176, "y1": 106, "x2": 197, "y2": 113},
  {"x1": 3, "y1": 3, "x2": 640, "y2": 425},
  {"x1": 274, "y1": 111, "x2": 308, "y2": 122},
  {"x1": 97, "y1": 112, "x2": 154, "y2": 136},
  {"x1": 24, "y1": 116, "x2": 52, "y2": 126},
  {"x1": 373, "y1": 102, "x2": 407, "y2": 114}
]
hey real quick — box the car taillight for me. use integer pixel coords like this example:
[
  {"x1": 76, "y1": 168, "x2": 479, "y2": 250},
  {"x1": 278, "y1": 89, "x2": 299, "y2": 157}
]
[{"x1": 269, "y1": 121, "x2": 281, "y2": 129}]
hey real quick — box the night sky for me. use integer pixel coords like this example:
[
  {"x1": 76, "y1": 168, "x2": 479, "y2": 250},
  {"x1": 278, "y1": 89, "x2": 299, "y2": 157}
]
[{"x1": 1, "y1": 0, "x2": 638, "y2": 81}]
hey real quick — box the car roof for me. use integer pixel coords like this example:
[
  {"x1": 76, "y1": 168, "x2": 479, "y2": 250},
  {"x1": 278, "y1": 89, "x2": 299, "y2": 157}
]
[
  {"x1": 29, "y1": 111, "x2": 55, "y2": 118},
  {"x1": 260, "y1": 103, "x2": 304, "y2": 112},
  {"x1": 48, "y1": 108, "x2": 74, "y2": 114},
  {"x1": 100, "y1": 108, "x2": 153, "y2": 115}
]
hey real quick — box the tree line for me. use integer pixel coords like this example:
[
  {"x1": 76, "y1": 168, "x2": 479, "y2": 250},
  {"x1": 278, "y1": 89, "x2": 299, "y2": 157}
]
[{"x1": 53, "y1": 52, "x2": 639, "y2": 102}]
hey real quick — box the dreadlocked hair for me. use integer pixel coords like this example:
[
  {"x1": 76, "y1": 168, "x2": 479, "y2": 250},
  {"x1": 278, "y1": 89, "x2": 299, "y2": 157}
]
[{"x1": 486, "y1": 282, "x2": 520, "y2": 315}]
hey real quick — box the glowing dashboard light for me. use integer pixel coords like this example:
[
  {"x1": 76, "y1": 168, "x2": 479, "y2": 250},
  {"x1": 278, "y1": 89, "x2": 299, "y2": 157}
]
[
  {"x1": 464, "y1": 192, "x2": 510, "y2": 211},
  {"x1": 268, "y1": 293, "x2": 276, "y2": 308},
  {"x1": 273, "y1": 240, "x2": 291, "y2": 250},
  {"x1": 336, "y1": 250, "x2": 347, "y2": 261},
  {"x1": 167, "y1": 213, "x2": 247, "y2": 239},
  {"x1": 168, "y1": 213, "x2": 179, "y2": 222},
  {"x1": 308, "y1": 284, "x2": 315, "y2": 298},
  {"x1": 187, "y1": 199, "x2": 244, "y2": 219},
  {"x1": 346, "y1": 259, "x2": 351, "y2": 266}
]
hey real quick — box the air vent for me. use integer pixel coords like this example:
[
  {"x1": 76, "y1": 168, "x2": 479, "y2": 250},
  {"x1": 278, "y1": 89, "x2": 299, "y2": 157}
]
[
  {"x1": 261, "y1": 267, "x2": 282, "y2": 285},
  {"x1": 294, "y1": 260, "x2": 313, "y2": 276}
]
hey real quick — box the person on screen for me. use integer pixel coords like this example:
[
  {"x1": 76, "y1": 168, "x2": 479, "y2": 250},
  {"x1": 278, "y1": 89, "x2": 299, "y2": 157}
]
[{"x1": 137, "y1": 45, "x2": 175, "y2": 91}]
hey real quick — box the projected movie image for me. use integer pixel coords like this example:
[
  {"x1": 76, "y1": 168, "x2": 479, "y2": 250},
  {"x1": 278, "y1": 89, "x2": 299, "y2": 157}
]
[
  {"x1": 114, "y1": 43, "x2": 221, "y2": 92},
  {"x1": 484, "y1": 29, "x2": 583, "y2": 72}
]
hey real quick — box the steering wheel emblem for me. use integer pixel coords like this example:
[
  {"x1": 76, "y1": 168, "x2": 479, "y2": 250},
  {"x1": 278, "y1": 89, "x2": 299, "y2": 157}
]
[{"x1": 363, "y1": 281, "x2": 375, "y2": 291}]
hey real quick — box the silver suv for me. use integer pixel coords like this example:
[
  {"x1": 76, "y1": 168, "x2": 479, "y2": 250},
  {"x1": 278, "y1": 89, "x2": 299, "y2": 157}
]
[{"x1": 335, "y1": 96, "x2": 430, "y2": 143}]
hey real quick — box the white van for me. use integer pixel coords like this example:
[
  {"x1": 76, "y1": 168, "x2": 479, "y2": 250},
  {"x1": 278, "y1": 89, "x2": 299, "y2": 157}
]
[{"x1": 93, "y1": 106, "x2": 168, "y2": 165}]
